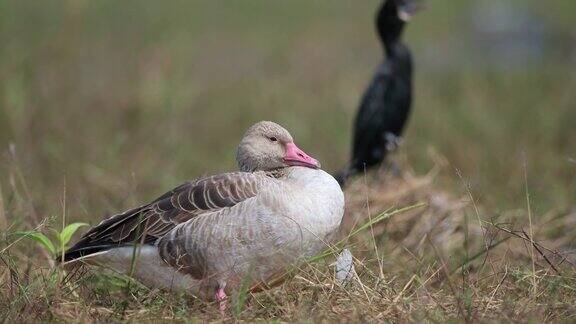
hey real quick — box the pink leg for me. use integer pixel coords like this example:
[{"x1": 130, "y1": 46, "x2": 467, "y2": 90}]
[{"x1": 215, "y1": 287, "x2": 227, "y2": 312}]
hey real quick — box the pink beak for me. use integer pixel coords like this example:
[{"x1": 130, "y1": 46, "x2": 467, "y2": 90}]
[{"x1": 283, "y1": 142, "x2": 321, "y2": 169}]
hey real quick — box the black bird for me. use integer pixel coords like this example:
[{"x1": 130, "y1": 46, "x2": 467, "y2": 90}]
[{"x1": 335, "y1": 0, "x2": 419, "y2": 186}]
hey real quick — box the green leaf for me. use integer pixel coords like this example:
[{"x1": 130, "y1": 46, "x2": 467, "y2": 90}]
[
  {"x1": 233, "y1": 272, "x2": 253, "y2": 316},
  {"x1": 59, "y1": 222, "x2": 88, "y2": 247},
  {"x1": 49, "y1": 228, "x2": 63, "y2": 247},
  {"x1": 14, "y1": 231, "x2": 56, "y2": 255}
]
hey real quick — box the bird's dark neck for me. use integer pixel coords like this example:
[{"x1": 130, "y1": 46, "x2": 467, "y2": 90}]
[
  {"x1": 381, "y1": 41, "x2": 412, "y2": 80},
  {"x1": 376, "y1": 1, "x2": 408, "y2": 59},
  {"x1": 384, "y1": 41, "x2": 410, "y2": 62},
  {"x1": 378, "y1": 24, "x2": 404, "y2": 52}
]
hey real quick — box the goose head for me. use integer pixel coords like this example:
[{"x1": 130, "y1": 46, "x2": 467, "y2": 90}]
[{"x1": 236, "y1": 121, "x2": 320, "y2": 172}]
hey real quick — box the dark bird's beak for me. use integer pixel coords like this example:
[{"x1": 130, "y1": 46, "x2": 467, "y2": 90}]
[{"x1": 397, "y1": 0, "x2": 424, "y2": 22}]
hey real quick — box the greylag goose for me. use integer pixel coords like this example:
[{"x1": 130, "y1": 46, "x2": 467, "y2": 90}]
[{"x1": 63, "y1": 121, "x2": 344, "y2": 310}]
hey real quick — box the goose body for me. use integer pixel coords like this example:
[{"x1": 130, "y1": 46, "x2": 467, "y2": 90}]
[{"x1": 63, "y1": 121, "x2": 344, "y2": 306}]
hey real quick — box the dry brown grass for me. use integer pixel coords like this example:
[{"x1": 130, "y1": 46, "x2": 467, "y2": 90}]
[{"x1": 1, "y1": 155, "x2": 575, "y2": 322}]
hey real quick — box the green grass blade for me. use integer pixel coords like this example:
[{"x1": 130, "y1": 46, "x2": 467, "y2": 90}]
[
  {"x1": 451, "y1": 237, "x2": 511, "y2": 274},
  {"x1": 14, "y1": 231, "x2": 57, "y2": 256},
  {"x1": 309, "y1": 203, "x2": 427, "y2": 263}
]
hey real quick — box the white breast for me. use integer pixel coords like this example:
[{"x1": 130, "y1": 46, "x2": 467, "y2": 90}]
[
  {"x1": 287, "y1": 167, "x2": 343, "y2": 226},
  {"x1": 272, "y1": 167, "x2": 345, "y2": 256}
]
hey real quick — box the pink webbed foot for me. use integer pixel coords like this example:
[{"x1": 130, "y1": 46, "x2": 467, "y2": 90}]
[{"x1": 215, "y1": 287, "x2": 227, "y2": 313}]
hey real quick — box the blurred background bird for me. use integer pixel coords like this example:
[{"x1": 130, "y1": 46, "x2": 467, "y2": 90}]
[{"x1": 335, "y1": 0, "x2": 420, "y2": 186}]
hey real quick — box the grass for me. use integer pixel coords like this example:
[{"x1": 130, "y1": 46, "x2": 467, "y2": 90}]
[{"x1": 1, "y1": 0, "x2": 575, "y2": 322}]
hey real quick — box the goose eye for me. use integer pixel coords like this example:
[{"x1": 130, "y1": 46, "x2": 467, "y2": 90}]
[{"x1": 269, "y1": 137, "x2": 278, "y2": 142}]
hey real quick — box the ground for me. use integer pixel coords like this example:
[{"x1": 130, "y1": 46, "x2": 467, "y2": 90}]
[{"x1": 1, "y1": 0, "x2": 575, "y2": 322}]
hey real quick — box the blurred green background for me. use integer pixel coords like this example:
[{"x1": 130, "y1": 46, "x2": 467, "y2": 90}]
[{"x1": 0, "y1": 0, "x2": 574, "y2": 224}]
